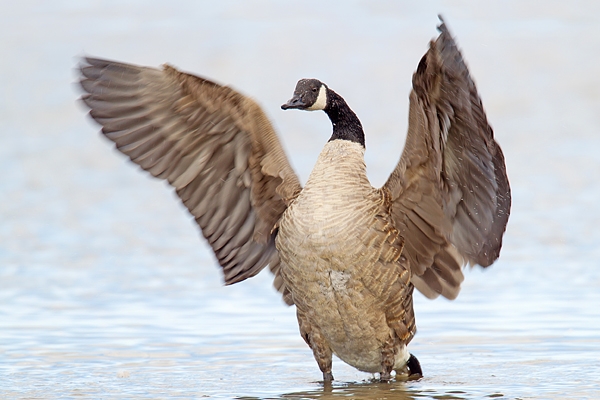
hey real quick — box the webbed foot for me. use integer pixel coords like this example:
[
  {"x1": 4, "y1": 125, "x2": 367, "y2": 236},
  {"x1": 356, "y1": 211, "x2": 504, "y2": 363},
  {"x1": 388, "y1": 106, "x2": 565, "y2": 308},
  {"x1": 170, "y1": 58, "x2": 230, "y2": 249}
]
[
  {"x1": 380, "y1": 371, "x2": 393, "y2": 381},
  {"x1": 406, "y1": 353, "x2": 422, "y2": 380}
]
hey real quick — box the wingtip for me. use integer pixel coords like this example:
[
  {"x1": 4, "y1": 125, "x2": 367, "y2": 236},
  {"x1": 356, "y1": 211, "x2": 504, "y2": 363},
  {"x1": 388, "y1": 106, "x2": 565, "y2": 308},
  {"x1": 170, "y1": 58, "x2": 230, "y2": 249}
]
[
  {"x1": 76, "y1": 55, "x2": 89, "y2": 74},
  {"x1": 436, "y1": 14, "x2": 446, "y2": 31},
  {"x1": 80, "y1": 56, "x2": 103, "y2": 68},
  {"x1": 436, "y1": 14, "x2": 452, "y2": 39}
]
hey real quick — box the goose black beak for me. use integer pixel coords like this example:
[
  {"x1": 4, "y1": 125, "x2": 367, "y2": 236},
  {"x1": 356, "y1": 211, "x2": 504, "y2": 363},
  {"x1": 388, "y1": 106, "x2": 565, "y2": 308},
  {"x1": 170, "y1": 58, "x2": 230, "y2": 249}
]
[{"x1": 281, "y1": 95, "x2": 306, "y2": 110}]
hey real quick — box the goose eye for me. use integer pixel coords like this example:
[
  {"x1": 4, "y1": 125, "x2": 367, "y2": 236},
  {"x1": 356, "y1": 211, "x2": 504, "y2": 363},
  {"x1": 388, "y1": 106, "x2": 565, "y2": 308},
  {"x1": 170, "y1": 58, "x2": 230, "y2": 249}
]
[{"x1": 312, "y1": 87, "x2": 318, "y2": 93}]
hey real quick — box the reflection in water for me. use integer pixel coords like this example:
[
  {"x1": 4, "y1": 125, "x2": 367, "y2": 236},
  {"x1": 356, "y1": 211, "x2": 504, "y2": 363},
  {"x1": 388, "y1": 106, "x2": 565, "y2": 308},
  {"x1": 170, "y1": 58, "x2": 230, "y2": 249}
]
[
  {"x1": 271, "y1": 379, "x2": 504, "y2": 399},
  {"x1": 279, "y1": 380, "x2": 419, "y2": 400}
]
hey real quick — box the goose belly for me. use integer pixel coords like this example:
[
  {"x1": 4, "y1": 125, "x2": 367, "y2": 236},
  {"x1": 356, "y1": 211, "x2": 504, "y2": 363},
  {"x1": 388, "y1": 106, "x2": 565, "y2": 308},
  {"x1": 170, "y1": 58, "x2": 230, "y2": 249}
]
[{"x1": 277, "y1": 192, "x2": 406, "y2": 373}]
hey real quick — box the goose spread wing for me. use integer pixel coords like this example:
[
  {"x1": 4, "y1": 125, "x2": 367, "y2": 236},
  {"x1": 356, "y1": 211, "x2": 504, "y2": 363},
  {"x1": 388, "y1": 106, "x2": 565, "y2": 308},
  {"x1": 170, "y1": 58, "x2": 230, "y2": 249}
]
[
  {"x1": 383, "y1": 18, "x2": 511, "y2": 299},
  {"x1": 79, "y1": 57, "x2": 302, "y2": 304}
]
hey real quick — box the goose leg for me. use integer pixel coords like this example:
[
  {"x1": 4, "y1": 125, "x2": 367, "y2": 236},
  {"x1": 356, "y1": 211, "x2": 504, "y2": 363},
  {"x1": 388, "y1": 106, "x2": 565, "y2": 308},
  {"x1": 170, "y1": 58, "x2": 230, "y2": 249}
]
[
  {"x1": 310, "y1": 330, "x2": 333, "y2": 382},
  {"x1": 297, "y1": 309, "x2": 334, "y2": 381},
  {"x1": 380, "y1": 335, "x2": 397, "y2": 381}
]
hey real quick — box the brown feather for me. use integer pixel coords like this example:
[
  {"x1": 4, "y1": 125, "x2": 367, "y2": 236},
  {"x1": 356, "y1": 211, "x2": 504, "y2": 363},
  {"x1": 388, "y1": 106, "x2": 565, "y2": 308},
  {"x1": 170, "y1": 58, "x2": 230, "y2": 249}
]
[
  {"x1": 383, "y1": 18, "x2": 511, "y2": 299},
  {"x1": 78, "y1": 57, "x2": 302, "y2": 299}
]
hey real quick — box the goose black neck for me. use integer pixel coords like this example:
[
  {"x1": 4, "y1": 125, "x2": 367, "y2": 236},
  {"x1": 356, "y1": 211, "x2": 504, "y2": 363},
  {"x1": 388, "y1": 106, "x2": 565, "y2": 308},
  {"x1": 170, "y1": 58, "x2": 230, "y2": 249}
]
[{"x1": 324, "y1": 89, "x2": 365, "y2": 148}]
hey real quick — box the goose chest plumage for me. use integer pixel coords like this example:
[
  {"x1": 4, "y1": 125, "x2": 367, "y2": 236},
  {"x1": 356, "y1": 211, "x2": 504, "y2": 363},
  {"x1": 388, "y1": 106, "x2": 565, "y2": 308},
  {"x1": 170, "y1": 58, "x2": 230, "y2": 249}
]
[
  {"x1": 277, "y1": 139, "x2": 415, "y2": 377},
  {"x1": 78, "y1": 18, "x2": 511, "y2": 381}
]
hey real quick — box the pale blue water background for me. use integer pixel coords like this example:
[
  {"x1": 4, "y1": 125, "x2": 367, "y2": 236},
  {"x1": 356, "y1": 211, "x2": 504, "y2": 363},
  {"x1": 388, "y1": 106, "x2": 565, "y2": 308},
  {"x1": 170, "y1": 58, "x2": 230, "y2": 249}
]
[{"x1": 1, "y1": 1, "x2": 600, "y2": 398}]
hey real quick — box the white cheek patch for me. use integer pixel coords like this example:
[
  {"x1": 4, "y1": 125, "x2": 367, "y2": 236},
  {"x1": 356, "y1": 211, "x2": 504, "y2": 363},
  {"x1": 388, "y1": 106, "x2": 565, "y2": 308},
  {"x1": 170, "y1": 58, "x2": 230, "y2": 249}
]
[{"x1": 307, "y1": 85, "x2": 327, "y2": 110}]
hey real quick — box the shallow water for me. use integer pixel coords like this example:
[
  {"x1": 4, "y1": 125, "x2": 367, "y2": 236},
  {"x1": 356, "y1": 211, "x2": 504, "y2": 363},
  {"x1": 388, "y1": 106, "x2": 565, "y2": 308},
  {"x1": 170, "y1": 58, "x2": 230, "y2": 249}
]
[{"x1": 2, "y1": 1, "x2": 600, "y2": 398}]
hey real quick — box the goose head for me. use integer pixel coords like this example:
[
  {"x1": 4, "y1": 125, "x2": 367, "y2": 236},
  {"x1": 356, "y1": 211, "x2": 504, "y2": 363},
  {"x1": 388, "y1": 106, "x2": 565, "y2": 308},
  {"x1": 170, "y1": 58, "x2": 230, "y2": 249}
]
[
  {"x1": 281, "y1": 79, "x2": 328, "y2": 111},
  {"x1": 282, "y1": 78, "x2": 365, "y2": 147}
]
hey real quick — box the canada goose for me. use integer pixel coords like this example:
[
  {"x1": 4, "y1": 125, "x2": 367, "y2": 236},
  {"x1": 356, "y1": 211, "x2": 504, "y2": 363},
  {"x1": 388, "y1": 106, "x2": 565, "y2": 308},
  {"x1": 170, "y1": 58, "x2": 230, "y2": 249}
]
[{"x1": 78, "y1": 18, "x2": 510, "y2": 381}]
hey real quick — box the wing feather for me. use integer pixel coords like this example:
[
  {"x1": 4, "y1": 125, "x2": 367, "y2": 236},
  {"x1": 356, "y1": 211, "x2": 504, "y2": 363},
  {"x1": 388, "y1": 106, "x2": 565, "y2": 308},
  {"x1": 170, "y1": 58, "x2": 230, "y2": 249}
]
[
  {"x1": 79, "y1": 57, "x2": 302, "y2": 304},
  {"x1": 384, "y1": 17, "x2": 511, "y2": 299}
]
